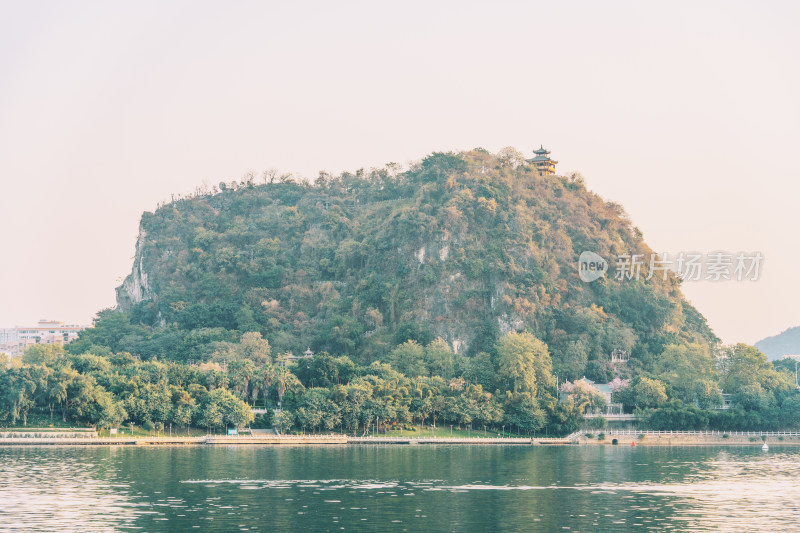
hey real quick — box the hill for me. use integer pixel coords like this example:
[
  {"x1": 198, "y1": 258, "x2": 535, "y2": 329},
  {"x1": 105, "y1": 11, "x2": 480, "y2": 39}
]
[
  {"x1": 14, "y1": 148, "x2": 799, "y2": 437},
  {"x1": 83, "y1": 148, "x2": 715, "y2": 383},
  {"x1": 756, "y1": 327, "x2": 800, "y2": 360}
]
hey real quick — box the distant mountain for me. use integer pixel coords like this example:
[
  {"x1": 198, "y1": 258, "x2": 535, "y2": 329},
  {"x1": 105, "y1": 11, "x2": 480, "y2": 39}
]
[{"x1": 755, "y1": 327, "x2": 800, "y2": 360}]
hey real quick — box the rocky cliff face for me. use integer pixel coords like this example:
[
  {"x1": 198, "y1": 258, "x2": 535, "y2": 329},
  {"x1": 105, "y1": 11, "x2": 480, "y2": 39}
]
[
  {"x1": 116, "y1": 230, "x2": 154, "y2": 309},
  {"x1": 113, "y1": 149, "x2": 716, "y2": 369}
]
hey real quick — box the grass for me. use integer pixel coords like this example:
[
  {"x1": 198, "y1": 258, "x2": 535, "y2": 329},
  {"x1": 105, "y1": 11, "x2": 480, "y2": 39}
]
[
  {"x1": 2, "y1": 423, "x2": 554, "y2": 440},
  {"x1": 1, "y1": 427, "x2": 95, "y2": 432},
  {"x1": 288, "y1": 424, "x2": 560, "y2": 438},
  {"x1": 97, "y1": 425, "x2": 209, "y2": 438},
  {"x1": 1, "y1": 423, "x2": 210, "y2": 438},
  {"x1": 1, "y1": 413, "x2": 91, "y2": 429},
  {"x1": 368, "y1": 425, "x2": 528, "y2": 439}
]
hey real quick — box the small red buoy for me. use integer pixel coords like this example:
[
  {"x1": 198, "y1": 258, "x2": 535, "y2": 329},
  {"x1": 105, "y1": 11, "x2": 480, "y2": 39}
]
[{"x1": 631, "y1": 441, "x2": 636, "y2": 447}]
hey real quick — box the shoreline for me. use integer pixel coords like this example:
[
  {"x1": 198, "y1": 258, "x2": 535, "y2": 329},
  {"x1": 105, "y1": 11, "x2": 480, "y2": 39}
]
[
  {"x1": 2, "y1": 432, "x2": 800, "y2": 447},
  {"x1": 577, "y1": 431, "x2": 800, "y2": 447},
  {"x1": 0, "y1": 435, "x2": 556, "y2": 446}
]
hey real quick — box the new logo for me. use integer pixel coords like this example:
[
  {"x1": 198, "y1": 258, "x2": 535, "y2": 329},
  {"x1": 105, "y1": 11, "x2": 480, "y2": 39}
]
[{"x1": 578, "y1": 251, "x2": 608, "y2": 282}]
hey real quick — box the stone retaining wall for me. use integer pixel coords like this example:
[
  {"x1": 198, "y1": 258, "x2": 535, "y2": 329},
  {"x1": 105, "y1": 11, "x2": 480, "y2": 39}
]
[
  {"x1": 578, "y1": 433, "x2": 800, "y2": 446},
  {"x1": 0, "y1": 431, "x2": 99, "y2": 439}
]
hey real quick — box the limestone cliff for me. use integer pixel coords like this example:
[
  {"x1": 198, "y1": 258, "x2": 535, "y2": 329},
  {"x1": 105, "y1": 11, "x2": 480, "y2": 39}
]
[
  {"x1": 116, "y1": 230, "x2": 154, "y2": 309},
  {"x1": 113, "y1": 149, "x2": 717, "y2": 372}
]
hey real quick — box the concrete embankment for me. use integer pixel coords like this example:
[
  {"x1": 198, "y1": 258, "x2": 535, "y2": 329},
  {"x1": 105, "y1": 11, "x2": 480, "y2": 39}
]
[
  {"x1": 0, "y1": 435, "x2": 572, "y2": 446},
  {"x1": 349, "y1": 437, "x2": 549, "y2": 445},
  {"x1": 1, "y1": 430, "x2": 97, "y2": 439},
  {"x1": 578, "y1": 431, "x2": 800, "y2": 446},
  {"x1": 206, "y1": 435, "x2": 348, "y2": 445},
  {"x1": 0, "y1": 437, "x2": 201, "y2": 446},
  {"x1": 6, "y1": 431, "x2": 798, "y2": 447}
]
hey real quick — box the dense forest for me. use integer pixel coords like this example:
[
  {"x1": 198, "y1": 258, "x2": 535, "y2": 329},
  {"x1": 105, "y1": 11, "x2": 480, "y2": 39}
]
[
  {"x1": 2, "y1": 333, "x2": 798, "y2": 434},
  {"x1": 2, "y1": 148, "x2": 798, "y2": 434},
  {"x1": 113, "y1": 147, "x2": 716, "y2": 376}
]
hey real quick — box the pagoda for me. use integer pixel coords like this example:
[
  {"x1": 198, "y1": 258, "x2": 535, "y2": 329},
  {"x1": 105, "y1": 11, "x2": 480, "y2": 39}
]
[{"x1": 527, "y1": 145, "x2": 557, "y2": 175}]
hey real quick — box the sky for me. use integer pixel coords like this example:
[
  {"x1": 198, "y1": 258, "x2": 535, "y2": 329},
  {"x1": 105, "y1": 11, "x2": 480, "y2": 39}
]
[{"x1": 1, "y1": 1, "x2": 798, "y2": 344}]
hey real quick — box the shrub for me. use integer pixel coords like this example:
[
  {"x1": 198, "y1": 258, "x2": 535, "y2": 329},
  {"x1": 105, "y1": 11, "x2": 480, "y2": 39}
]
[
  {"x1": 598, "y1": 433, "x2": 606, "y2": 440},
  {"x1": 251, "y1": 413, "x2": 272, "y2": 429},
  {"x1": 584, "y1": 433, "x2": 594, "y2": 439},
  {"x1": 722, "y1": 433, "x2": 729, "y2": 439}
]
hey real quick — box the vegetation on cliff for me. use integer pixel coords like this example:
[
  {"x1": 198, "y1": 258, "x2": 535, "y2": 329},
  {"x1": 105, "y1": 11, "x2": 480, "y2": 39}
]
[
  {"x1": 3, "y1": 148, "x2": 796, "y2": 434},
  {"x1": 107, "y1": 148, "x2": 715, "y2": 379}
]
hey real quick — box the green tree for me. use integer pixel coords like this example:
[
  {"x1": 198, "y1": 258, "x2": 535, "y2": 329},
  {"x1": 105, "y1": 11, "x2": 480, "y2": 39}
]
[
  {"x1": 497, "y1": 332, "x2": 553, "y2": 396},
  {"x1": 502, "y1": 392, "x2": 546, "y2": 434},
  {"x1": 424, "y1": 338, "x2": 455, "y2": 380},
  {"x1": 779, "y1": 394, "x2": 800, "y2": 428},
  {"x1": 296, "y1": 388, "x2": 342, "y2": 433},
  {"x1": 198, "y1": 398, "x2": 223, "y2": 432},
  {"x1": 124, "y1": 382, "x2": 172, "y2": 428},
  {"x1": 227, "y1": 359, "x2": 256, "y2": 401},
  {"x1": 198, "y1": 388, "x2": 254, "y2": 432},
  {"x1": 296, "y1": 354, "x2": 340, "y2": 388},
  {"x1": 3, "y1": 366, "x2": 48, "y2": 426},
  {"x1": 170, "y1": 387, "x2": 197, "y2": 433},
  {"x1": 719, "y1": 344, "x2": 793, "y2": 410},
  {"x1": 654, "y1": 343, "x2": 718, "y2": 405},
  {"x1": 546, "y1": 399, "x2": 585, "y2": 436},
  {"x1": 272, "y1": 366, "x2": 304, "y2": 409},
  {"x1": 464, "y1": 352, "x2": 495, "y2": 390},
  {"x1": 21, "y1": 344, "x2": 65, "y2": 366},
  {"x1": 89, "y1": 388, "x2": 128, "y2": 430},
  {"x1": 237, "y1": 332, "x2": 272, "y2": 364},
  {"x1": 388, "y1": 341, "x2": 427, "y2": 377},
  {"x1": 631, "y1": 377, "x2": 668, "y2": 409},
  {"x1": 563, "y1": 379, "x2": 607, "y2": 413},
  {"x1": 273, "y1": 409, "x2": 294, "y2": 433},
  {"x1": 644, "y1": 400, "x2": 709, "y2": 430}
]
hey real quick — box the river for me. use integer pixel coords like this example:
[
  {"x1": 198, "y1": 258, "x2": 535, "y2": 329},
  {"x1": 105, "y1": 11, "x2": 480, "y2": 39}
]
[{"x1": 0, "y1": 445, "x2": 797, "y2": 532}]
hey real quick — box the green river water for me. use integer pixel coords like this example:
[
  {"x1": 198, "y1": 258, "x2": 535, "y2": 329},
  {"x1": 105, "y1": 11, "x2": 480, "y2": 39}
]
[{"x1": 0, "y1": 444, "x2": 798, "y2": 532}]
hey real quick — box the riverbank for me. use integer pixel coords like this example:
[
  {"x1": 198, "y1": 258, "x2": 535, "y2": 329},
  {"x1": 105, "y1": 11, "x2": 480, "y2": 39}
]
[
  {"x1": 0, "y1": 434, "x2": 570, "y2": 446},
  {"x1": 578, "y1": 430, "x2": 800, "y2": 446},
  {"x1": 4, "y1": 430, "x2": 800, "y2": 446}
]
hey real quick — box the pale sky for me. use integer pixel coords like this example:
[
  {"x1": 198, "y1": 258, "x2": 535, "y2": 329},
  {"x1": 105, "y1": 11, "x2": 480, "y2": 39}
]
[{"x1": 1, "y1": 1, "x2": 798, "y2": 345}]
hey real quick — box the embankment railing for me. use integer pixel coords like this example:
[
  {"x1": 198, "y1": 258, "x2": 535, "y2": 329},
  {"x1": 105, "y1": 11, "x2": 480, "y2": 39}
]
[{"x1": 585, "y1": 430, "x2": 800, "y2": 437}]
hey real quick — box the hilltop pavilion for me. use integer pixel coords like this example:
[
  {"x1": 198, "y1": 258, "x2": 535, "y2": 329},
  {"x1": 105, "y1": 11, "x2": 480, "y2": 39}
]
[{"x1": 527, "y1": 145, "x2": 558, "y2": 175}]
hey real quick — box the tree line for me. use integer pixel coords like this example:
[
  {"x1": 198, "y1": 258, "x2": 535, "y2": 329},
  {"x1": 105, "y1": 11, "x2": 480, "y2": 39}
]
[
  {"x1": 3, "y1": 330, "x2": 798, "y2": 434},
  {"x1": 0, "y1": 331, "x2": 587, "y2": 435}
]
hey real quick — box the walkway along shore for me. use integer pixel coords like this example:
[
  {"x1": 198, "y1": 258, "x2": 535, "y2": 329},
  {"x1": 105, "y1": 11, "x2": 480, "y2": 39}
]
[
  {"x1": 578, "y1": 430, "x2": 800, "y2": 446},
  {"x1": 3, "y1": 430, "x2": 800, "y2": 446},
  {"x1": 0, "y1": 434, "x2": 571, "y2": 446}
]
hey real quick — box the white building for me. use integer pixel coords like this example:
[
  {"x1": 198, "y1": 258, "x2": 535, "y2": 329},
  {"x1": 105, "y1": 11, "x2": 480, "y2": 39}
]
[{"x1": 0, "y1": 319, "x2": 88, "y2": 357}]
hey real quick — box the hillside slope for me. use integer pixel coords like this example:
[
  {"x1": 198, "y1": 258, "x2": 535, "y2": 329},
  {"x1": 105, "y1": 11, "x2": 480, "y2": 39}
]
[
  {"x1": 756, "y1": 327, "x2": 800, "y2": 360},
  {"x1": 107, "y1": 148, "x2": 716, "y2": 381}
]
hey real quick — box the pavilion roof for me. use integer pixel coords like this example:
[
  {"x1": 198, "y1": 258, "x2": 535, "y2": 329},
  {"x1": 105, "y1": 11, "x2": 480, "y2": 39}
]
[{"x1": 533, "y1": 145, "x2": 550, "y2": 155}]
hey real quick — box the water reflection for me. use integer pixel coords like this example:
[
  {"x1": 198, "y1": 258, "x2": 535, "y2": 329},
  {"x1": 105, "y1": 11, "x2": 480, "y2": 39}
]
[
  {"x1": 0, "y1": 447, "x2": 138, "y2": 531},
  {"x1": 601, "y1": 450, "x2": 800, "y2": 531},
  {"x1": 0, "y1": 446, "x2": 798, "y2": 532}
]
